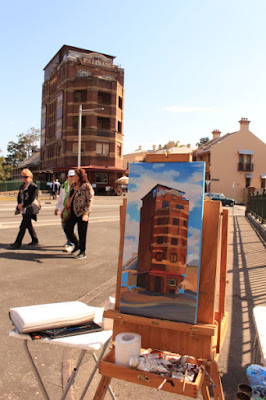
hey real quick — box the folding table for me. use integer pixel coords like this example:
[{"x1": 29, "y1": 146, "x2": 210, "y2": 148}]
[
  {"x1": 9, "y1": 307, "x2": 116, "y2": 400},
  {"x1": 253, "y1": 305, "x2": 266, "y2": 366}
]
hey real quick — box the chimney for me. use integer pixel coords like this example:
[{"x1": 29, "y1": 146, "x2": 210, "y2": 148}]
[
  {"x1": 152, "y1": 145, "x2": 156, "y2": 151},
  {"x1": 212, "y1": 129, "x2": 221, "y2": 140},
  {"x1": 186, "y1": 144, "x2": 191, "y2": 148},
  {"x1": 158, "y1": 144, "x2": 162, "y2": 150},
  {"x1": 166, "y1": 141, "x2": 175, "y2": 149},
  {"x1": 239, "y1": 117, "x2": 250, "y2": 130},
  {"x1": 138, "y1": 145, "x2": 142, "y2": 150}
]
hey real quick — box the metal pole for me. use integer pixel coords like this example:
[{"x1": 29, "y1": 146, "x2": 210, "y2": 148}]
[{"x1": 78, "y1": 104, "x2": 82, "y2": 168}]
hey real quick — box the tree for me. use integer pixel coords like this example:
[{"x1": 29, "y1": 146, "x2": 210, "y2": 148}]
[
  {"x1": 196, "y1": 137, "x2": 209, "y2": 148},
  {"x1": 0, "y1": 150, "x2": 12, "y2": 181},
  {"x1": 6, "y1": 128, "x2": 40, "y2": 166}
]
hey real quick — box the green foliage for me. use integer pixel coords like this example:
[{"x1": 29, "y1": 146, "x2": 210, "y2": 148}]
[
  {"x1": 196, "y1": 137, "x2": 209, "y2": 147},
  {"x1": 6, "y1": 127, "x2": 40, "y2": 167},
  {"x1": 0, "y1": 150, "x2": 12, "y2": 181}
]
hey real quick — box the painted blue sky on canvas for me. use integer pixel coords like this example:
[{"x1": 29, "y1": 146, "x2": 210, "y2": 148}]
[{"x1": 122, "y1": 162, "x2": 205, "y2": 265}]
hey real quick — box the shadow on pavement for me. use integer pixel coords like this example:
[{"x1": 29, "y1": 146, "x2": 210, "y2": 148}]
[{"x1": 221, "y1": 215, "x2": 266, "y2": 398}]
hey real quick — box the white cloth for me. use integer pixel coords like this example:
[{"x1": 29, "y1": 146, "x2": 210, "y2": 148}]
[{"x1": 9, "y1": 301, "x2": 96, "y2": 333}]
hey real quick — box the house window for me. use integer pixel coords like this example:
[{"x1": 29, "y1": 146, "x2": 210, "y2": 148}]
[
  {"x1": 97, "y1": 117, "x2": 110, "y2": 130},
  {"x1": 246, "y1": 177, "x2": 251, "y2": 187},
  {"x1": 261, "y1": 178, "x2": 266, "y2": 189},
  {"x1": 118, "y1": 121, "x2": 122, "y2": 133},
  {"x1": 170, "y1": 253, "x2": 178, "y2": 262},
  {"x1": 73, "y1": 116, "x2": 86, "y2": 129},
  {"x1": 98, "y1": 92, "x2": 111, "y2": 105},
  {"x1": 173, "y1": 218, "x2": 179, "y2": 225},
  {"x1": 118, "y1": 96, "x2": 123, "y2": 109},
  {"x1": 155, "y1": 252, "x2": 163, "y2": 261},
  {"x1": 77, "y1": 68, "x2": 91, "y2": 77},
  {"x1": 96, "y1": 143, "x2": 109, "y2": 155},
  {"x1": 74, "y1": 90, "x2": 87, "y2": 102},
  {"x1": 72, "y1": 143, "x2": 85, "y2": 153},
  {"x1": 168, "y1": 278, "x2": 177, "y2": 287},
  {"x1": 156, "y1": 236, "x2": 164, "y2": 244},
  {"x1": 95, "y1": 173, "x2": 108, "y2": 183},
  {"x1": 171, "y1": 238, "x2": 178, "y2": 245},
  {"x1": 117, "y1": 143, "x2": 122, "y2": 157},
  {"x1": 162, "y1": 201, "x2": 169, "y2": 208}
]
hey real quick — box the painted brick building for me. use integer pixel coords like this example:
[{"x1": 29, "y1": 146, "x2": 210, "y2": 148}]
[
  {"x1": 40, "y1": 45, "x2": 125, "y2": 193},
  {"x1": 137, "y1": 184, "x2": 189, "y2": 294}
]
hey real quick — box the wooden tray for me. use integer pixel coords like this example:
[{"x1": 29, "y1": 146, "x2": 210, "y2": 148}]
[{"x1": 99, "y1": 349, "x2": 204, "y2": 398}]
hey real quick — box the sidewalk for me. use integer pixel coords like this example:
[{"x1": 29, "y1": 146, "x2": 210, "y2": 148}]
[{"x1": 218, "y1": 211, "x2": 266, "y2": 398}]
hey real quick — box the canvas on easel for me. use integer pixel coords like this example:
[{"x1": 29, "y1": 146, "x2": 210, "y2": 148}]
[{"x1": 119, "y1": 161, "x2": 205, "y2": 324}]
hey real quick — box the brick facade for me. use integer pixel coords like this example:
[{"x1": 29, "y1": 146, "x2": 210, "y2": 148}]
[{"x1": 40, "y1": 45, "x2": 125, "y2": 193}]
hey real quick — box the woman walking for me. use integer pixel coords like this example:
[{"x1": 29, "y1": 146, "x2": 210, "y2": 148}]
[
  {"x1": 10, "y1": 169, "x2": 39, "y2": 249},
  {"x1": 64, "y1": 168, "x2": 94, "y2": 259}
]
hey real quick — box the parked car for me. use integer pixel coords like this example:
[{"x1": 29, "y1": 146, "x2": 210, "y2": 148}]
[{"x1": 204, "y1": 192, "x2": 236, "y2": 207}]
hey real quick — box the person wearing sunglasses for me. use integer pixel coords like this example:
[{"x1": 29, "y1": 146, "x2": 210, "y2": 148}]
[{"x1": 10, "y1": 169, "x2": 39, "y2": 249}]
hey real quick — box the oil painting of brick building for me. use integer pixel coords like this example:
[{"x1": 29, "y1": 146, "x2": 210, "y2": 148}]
[{"x1": 120, "y1": 162, "x2": 205, "y2": 324}]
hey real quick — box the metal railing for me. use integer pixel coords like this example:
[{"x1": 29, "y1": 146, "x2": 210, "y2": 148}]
[
  {"x1": 238, "y1": 162, "x2": 254, "y2": 171},
  {"x1": 248, "y1": 190, "x2": 266, "y2": 224},
  {"x1": 0, "y1": 180, "x2": 49, "y2": 193}
]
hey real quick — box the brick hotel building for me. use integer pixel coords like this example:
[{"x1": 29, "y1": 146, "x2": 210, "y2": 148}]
[{"x1": 40, "y1": 45, "x2": 125, "y2": 193}]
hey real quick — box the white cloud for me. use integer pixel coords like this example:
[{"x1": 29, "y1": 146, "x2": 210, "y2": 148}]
[
  {"x1": 162, "y1": 106, "x2": 214, "y2": 113},
  {"x1": 128, "y1": 164, "x2": 203, "y2": 211}
]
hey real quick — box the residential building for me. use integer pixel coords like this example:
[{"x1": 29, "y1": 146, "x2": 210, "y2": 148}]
[
  {"x1": 193, "y1": 118, "x2": 266, "y2": 204},
  {"x1": 123, "y1": 143, "x2": 193, "y2": 170},
  {"x1": 40, "y1": 45, "x2": 125, "y2": 193},
  {"x1": 12, "y1": 151, "x2": 41, "y2": 181}
]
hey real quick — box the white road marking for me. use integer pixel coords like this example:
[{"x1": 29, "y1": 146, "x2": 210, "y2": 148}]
[{"x1": 0, "y1": 216, "x2": 119, "y2": 229}]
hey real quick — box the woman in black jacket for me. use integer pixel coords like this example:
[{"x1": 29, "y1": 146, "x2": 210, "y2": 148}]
[{"x1": 10, "y1": 169, "x2": 39, "y2": 249}]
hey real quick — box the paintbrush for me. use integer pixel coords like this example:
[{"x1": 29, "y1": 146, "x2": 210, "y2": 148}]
[{"x1": 157, "y1": 364, "x2": 175, "y2": 391}]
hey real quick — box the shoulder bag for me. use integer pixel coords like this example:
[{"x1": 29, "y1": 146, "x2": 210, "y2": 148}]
[
  {"x1": 61, "y1": 192, "x2": 75, "y2": 224},
  {"x1": 25, "y1": 199, "x2": 41, "y2": 216}
]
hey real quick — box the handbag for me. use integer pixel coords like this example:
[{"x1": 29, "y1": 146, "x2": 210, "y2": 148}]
[
  {"x1": 25, "y1": 199, "x2": 41, "y2": 216},
  {"x1": 61, "y1": 192, "x2": 75, "y2": 224}
]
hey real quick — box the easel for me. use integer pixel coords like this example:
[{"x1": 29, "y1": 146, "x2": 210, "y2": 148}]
[{"x1": 93, "y1": 154, "x2": 229, "y2": 399}]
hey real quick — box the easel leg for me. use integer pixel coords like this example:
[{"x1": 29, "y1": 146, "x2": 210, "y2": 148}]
[
  {"x1": 60, "y1": 350, "x2": 87, "y2": 400},
  {"x1": 23, "y1": 340, "x2": 50, "y2": 400},
  {"x1": 79, "y1": 338, "x2": 112, "y2": 400},
  {"x1": 201, "y1": 385, "x2": 211, "y2": 400},
  {"x1": 210, "y1": 361, "x2": 225, "y2": 400},
  {"x1": 92, "y1": 376, "x2": 112, "y2": 400},
  {"x1": 92, "y1": 353, "x2": 116, "y2": 400}
]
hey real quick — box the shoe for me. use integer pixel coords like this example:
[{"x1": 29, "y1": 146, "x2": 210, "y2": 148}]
[
  {"x1": 63, "y1": 245, "x2": 75, "y2": 253},
  {"x1": 10, "y1": 243, "x2": 21, "y2": 249},
  {"x1": 28, "y1": 241, "x2": 39, "y2": 245},
  {"x1": 75, "y1": 252, "x2": 87, "y2": 259},
  {"x1": 71, "y1": 246, "x2": 79, "y2": 254}
]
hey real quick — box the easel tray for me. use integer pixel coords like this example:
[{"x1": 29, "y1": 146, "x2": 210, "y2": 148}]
[{"x1": 99, "y1": 349, "x2": 204, "y2": 398}]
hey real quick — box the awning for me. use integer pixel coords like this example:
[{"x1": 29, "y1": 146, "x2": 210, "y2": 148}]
[
  {"x1": 261, "y1": 174, "x2": 266, "y2": 179},
  {"x1": 246, "y1": 173, "x2": 253, "y2": 178},
  {"x1": 238, "y1": 150, "x2": 254, "y2": 155}
]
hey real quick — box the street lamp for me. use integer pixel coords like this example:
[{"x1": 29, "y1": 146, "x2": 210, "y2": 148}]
[{"x1": 77, "y1": 105, "x2": 104, "y2": 168}]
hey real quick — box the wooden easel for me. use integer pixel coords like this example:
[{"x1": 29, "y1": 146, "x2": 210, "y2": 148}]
[{"x1": 93, "y1": 154, "x2": 229, "y2": 399}]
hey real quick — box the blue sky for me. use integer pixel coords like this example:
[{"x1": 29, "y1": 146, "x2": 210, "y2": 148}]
[
  {"x1": 1, "y1": 0, "x2": 266, "y2": 156},
  {"x1": 122, "y1": 162, "x2": 205, "y2": 265}
]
